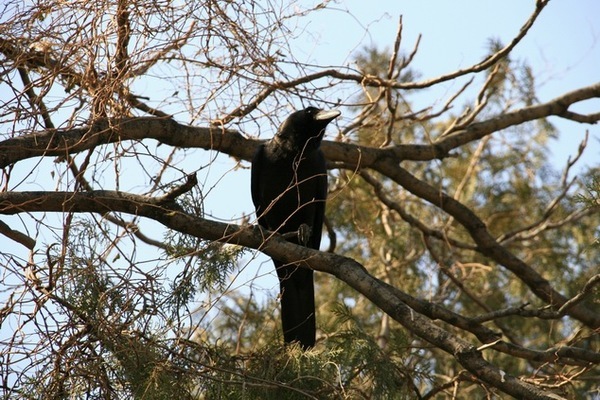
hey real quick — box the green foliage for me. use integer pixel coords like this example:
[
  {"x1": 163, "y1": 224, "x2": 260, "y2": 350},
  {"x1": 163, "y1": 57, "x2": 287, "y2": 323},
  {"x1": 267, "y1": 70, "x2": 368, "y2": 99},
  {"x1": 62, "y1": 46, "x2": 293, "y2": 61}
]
[
  {"x1": 165, "y1": 235, "x2": 245, "y2": 312},
  {"x1": 163, "y1": 186, "x2": 246, "y2": 312},
  {"x1": 60, "y1": 219, "x2": 129, "y2": 320},
  {"x1": 576, "y1": 173, "x2": 600, "y2": 218},
  {"x1": 581, "y1": 174, "x2": 600, "y2": 203},
  {"x1": 18, "y1": 218, "x2": 193, "y2": 399},
  {"x1": 182, "y1": 301, "x2": 413, "y2": 399}
]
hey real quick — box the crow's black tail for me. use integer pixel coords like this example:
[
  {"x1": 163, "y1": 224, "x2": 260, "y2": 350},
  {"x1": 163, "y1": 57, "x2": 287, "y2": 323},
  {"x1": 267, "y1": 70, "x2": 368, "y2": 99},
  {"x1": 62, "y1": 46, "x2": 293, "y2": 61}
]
[{"x1": 274, "y1": 261, "x2": 315, "y2": 349}]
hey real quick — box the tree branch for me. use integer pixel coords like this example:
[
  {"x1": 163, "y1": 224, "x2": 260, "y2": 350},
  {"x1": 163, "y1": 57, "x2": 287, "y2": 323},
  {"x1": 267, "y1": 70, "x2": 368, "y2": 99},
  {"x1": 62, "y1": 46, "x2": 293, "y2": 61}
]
[
  {"x1": 371, "y1": 159, "x2": 600, "y2": 329},
  {"x1": 0, "y1": 220, "x2": 36, "y2": 249},
  {"x1": 0, "y1": 189, "x2": 570, "y2": 399},
  {"x1": 434, "y1": 82, "x2": 600, "y2": 154},
  {"x1": 213, "y1": 0, "x2": 549, "y2": 110},
  {"x1": 2, "y1": 82, "x2": 598, "y2": 170}
]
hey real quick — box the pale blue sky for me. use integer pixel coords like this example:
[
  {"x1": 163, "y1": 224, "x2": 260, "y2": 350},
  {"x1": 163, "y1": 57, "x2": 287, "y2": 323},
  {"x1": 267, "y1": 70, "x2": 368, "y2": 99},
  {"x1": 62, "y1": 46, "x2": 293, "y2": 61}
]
[{"x1": 304, "y1": 0, "x2": 600, "y2": 162}]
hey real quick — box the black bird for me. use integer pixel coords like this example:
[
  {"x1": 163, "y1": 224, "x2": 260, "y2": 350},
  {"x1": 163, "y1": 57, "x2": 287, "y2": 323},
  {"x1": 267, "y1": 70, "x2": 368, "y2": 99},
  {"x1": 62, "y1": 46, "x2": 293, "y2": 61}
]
[{"x1": 251, "y1": 106, "x2": 340, "y2": 349}]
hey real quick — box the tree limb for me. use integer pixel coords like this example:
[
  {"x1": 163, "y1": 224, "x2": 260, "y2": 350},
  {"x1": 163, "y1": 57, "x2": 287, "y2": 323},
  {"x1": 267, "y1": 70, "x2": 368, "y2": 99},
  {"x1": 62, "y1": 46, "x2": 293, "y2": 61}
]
[
  {"x1": 0, "y1": 220, "x2": 36, "y2": 249},
  {"x1": 2, "y1": 82, "x2": 598, "y2": 170},
  {"x1": 0, "y1": 189, "x2": 570, "y2": 399},
  {"x1": 371, "y1": 159, "x2": 600, "y2": 329}
]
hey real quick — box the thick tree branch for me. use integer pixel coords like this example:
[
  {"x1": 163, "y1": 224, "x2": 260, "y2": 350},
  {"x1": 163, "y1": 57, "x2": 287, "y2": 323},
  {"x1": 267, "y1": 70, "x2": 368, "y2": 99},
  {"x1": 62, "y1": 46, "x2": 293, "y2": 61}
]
[
  {"x1": 2, "y1": 85, "x2": 599, "y2": 330},
  {"x1": 0, "y1": 118, "x2": 250, "y2": 169},
  {"x1": 434, "y1": 82, "x2": 600, "y2": 154},
  {"x1": 115, "y1": 0, "x2": 131, "y2": 80},
  {"x1": 0, "y1": 220, "x2": 35, "y2": 249},
  {"x1": 2, "y1": 82, "x2": 599, "y2": 170},
  {"x1": 0, "y1": 189, "x2": 571, "y2": 399},
  {"x1": 372, "y1": 159, "x2": 600, "y2": 329},
  {"x1": 2, "y1": 83, "x2": 598, "y2": 329}
]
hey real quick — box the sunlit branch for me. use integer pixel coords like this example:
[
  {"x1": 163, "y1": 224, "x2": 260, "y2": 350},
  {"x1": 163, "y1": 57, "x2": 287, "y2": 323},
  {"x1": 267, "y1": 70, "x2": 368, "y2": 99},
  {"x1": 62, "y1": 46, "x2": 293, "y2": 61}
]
[
  {"x1": 371, "y1": 159, "x2": 600, "y2": 329},
  {"x1": 2, "y1": 82, "x2": 598, "y2": 171},
  {"x1": 0, "y1": 189, "x2": 583, "y2": 399}
]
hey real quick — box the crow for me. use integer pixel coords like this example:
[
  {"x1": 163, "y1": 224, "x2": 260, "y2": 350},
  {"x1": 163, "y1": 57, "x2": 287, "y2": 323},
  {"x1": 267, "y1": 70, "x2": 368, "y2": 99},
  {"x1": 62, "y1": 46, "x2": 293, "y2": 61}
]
[{"x1": 251, "y1": 106, "x2": 340, "y2": 349}]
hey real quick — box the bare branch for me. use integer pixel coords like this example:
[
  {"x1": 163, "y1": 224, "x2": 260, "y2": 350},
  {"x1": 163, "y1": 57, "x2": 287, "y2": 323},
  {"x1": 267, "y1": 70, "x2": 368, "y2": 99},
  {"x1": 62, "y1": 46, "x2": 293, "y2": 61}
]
[
  {"x1": 371, "y1": 159, "x2": 600, "y2": 329},
  {"x1": 435, "y1": 82, "x2": 600, "y2": 155},
  {"x1": 161, "y1": 173, "x2": 198, "y2": 201},
  {"x1": 0, "y1": 189, "x2": 577, "y2": 399},
  {"x1": 359, "y1": 170, "x2": 476, "y2": 250},
  {"x1": 0, "y1": 220, "x2": 35, "y2": 249},
  {"x1": 3, "y1": 81, "x2": 599, "y2": 170},
  {"x1": 558, "y1": 274, "x2": 600, "y2": 315},
  {"x1": 211, "y1": 0, "x2": 550, "y2": 95}
]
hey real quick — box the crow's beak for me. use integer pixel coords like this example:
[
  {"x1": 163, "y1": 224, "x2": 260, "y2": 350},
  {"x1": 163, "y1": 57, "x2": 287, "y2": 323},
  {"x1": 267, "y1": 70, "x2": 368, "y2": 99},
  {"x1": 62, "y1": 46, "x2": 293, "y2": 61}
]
[{"x1": 314, "y1": 109, "x2": 341, "y2": 122}]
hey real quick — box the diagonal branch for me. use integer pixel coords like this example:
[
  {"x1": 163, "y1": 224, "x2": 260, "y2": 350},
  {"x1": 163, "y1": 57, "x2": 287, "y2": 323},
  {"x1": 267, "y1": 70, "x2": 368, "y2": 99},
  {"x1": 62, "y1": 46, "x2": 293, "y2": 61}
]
[
  {"x1": 0, "y1": 220, "x2": 35, "y2": 249},
  {"x1": 359, "y1": 170, "x2": 475, "y2": 250},
  {"x1": 433, "y1": 82, "x2": 600, "y2": 155},
  {"x1": 0, "y1": 189, "x2": 575, "y2": 399},
  {"x1": 371, "y1": 159, "x2": 600, "y2": 329}
]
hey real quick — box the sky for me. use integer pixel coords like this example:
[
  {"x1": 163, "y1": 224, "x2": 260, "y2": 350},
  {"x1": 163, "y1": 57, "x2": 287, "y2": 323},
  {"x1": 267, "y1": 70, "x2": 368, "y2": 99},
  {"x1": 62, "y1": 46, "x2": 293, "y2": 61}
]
[
  {"x1": 1, "y1": 0, "x2": 600, "y2": 329},
  {"x1": 307, "y1": 0, "x2": 600, "y2": 164}
]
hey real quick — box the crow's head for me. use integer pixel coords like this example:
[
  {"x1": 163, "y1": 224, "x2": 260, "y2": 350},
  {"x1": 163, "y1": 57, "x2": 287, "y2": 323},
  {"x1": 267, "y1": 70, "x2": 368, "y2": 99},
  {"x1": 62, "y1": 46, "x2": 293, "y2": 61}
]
[{"x1": 276, "y1": 107, "x2": 341, "y2": 150}]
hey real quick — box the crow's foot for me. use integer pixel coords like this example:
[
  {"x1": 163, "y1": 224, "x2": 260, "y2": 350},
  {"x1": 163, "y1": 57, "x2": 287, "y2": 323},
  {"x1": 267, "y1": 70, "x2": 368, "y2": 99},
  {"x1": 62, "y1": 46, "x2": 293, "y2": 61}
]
[{"x1": 297, "y1": 223, "x2": 312, "y2": 246}]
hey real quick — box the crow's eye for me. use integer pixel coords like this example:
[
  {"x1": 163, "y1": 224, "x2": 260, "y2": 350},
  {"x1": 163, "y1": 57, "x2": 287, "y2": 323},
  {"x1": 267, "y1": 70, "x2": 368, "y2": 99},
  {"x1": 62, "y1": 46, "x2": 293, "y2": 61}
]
[{"x1": 305, "y1": 107, "x2": 318, "y2": 116}]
